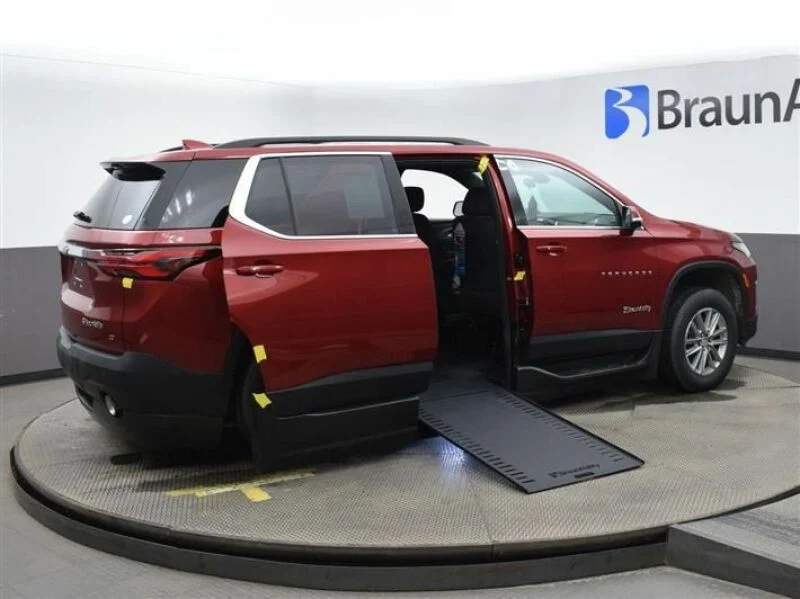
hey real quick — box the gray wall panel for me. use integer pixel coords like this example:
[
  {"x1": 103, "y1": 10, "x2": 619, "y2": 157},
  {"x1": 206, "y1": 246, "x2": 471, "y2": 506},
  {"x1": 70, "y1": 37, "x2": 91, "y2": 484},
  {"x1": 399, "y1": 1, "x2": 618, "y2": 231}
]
[
  {"x1": 0, "y1": 247, "x2": 62, "y2": 377},
  {"x1": 0, "y1": 236, "x2": 797, "y2": 378},
  {"x1": 738, "y1": 233, "x2": 800, "y2": 354}
]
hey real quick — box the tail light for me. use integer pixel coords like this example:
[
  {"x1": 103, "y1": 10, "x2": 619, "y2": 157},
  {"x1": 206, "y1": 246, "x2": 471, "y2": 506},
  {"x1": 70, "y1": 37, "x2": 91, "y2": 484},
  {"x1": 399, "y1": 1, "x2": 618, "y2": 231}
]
[{"x1": 60, "y1": 243, "x2": 220, "y2": 280}]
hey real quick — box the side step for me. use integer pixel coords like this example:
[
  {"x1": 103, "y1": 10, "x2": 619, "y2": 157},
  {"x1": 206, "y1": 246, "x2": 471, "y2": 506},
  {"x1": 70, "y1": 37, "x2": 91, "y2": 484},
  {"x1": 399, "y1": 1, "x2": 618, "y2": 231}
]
[{"x1": 419, "y1": 380, "x2": 643, "y2": 494}]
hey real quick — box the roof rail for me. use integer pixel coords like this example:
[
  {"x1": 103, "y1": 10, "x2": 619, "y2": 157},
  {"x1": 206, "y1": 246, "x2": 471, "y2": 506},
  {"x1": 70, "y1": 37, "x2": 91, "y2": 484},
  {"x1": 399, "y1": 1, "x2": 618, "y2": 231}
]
[{"x1": 214, "y1": 136, "x2": 487, "y2": 149}]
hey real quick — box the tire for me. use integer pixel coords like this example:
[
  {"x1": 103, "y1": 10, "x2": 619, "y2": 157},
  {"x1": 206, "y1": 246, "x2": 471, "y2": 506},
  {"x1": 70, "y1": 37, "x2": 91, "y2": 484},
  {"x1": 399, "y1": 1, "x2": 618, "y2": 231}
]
[
  {"x1": 236, "y1": 361, "x2": 268, "y2": 445},
  {"x1": 661, "y1": 288, "x2": 738, "y2": 392},
  {"x1": 237, "y1": 362, "x2": 280, "y2": 471}
]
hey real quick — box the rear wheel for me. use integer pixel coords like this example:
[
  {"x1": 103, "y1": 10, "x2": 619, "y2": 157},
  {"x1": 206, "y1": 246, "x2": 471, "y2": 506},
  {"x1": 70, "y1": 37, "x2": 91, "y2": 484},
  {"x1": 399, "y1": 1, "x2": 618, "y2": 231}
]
[
  {"x1": 662, "y1": 288, "x2": 738, "y2": 392},
  {"x1": 236, "y1": 361, "x2": 273, "y2": 453}
]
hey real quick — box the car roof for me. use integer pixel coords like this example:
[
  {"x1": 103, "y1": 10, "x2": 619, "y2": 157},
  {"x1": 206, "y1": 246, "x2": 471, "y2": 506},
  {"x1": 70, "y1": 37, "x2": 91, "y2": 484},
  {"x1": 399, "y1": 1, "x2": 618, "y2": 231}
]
[
  {"x1": 107, "y1": 142, "x2": 568, "y2": 166},
  {"x1": 103, "y1": 137, "x2": 636, "y2": 209}
]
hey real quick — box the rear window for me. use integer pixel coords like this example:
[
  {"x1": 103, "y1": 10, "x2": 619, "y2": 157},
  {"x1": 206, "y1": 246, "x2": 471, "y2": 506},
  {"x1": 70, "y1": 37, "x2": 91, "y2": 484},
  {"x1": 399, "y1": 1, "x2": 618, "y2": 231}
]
[
  {"x1": 77, "y1": 163, "x2": 176, "y2": 230},
  {"x1": 77, "y1": 159, "x2": 245, "y2": 230}
]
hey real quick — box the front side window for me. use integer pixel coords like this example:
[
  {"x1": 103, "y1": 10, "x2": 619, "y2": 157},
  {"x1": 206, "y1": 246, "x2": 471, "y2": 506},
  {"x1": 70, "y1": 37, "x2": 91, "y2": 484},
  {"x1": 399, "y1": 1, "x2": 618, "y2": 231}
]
[
  {"x1": 245, "y1": 155, "x2": 409, "y2": 236},
  {"x1": 498, "y1": 159, "x2": 620, "y2": 227}
]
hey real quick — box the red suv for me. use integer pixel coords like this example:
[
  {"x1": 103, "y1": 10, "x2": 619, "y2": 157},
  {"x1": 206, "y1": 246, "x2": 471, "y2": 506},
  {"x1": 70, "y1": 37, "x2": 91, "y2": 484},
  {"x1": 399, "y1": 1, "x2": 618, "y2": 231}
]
[{"x1": 57, "y1": 136, "x2": 757, "y2": 465}]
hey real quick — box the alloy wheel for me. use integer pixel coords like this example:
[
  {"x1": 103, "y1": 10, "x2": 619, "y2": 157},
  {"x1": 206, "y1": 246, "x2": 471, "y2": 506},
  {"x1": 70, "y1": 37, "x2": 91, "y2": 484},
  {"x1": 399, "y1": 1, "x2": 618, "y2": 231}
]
[{"x1": 684, "y1": 307, "x2": 729, "y2": 376}]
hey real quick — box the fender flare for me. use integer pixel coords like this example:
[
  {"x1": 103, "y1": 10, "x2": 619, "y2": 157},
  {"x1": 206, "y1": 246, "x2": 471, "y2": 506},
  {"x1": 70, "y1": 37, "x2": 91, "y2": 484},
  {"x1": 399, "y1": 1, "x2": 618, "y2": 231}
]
[{"x1": 661, "y1": 260, "x2": 747, "y2": 328}]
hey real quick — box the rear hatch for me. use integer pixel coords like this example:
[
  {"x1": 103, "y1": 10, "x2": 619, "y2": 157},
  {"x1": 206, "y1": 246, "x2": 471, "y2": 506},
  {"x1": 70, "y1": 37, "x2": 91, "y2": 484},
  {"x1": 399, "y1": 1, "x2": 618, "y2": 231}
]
[{"x1": 59, "y1": 158, "x2": 243, "y2": 354}]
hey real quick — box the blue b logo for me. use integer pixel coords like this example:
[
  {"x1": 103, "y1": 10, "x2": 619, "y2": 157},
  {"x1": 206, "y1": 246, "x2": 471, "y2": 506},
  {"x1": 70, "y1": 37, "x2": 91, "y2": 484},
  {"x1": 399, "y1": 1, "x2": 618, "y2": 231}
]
[{"x1": 605, "y1": 85, "x2": 650, "y2": 139}]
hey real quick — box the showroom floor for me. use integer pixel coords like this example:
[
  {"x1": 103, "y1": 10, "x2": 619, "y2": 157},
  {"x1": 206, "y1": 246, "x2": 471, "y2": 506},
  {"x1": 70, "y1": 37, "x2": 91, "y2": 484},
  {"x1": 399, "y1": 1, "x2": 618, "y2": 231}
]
[{"x1": 1, "y1": 356, "x2": 797, "y2": 598}]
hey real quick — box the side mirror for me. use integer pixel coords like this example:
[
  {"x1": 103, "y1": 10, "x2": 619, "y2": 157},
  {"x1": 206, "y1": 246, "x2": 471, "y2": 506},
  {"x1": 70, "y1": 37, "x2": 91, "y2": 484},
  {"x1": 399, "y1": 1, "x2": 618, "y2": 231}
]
[
  {"x1": 620, "y1": 205, "x2": 644, "y2": 233},
  {"x1": 453, "y1": 201, "x2": 464, "y2": 217}
]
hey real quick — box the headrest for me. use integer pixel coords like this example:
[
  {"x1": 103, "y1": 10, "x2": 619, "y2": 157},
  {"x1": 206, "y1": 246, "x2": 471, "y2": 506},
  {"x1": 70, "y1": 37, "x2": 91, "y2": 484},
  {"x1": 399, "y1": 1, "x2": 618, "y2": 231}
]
[
  {"x1": 462, "y1": 187, "x2": 491, "y2": 216},
  {"x1": 405, "y1": 186, "x2": 424, "y2": 212}
]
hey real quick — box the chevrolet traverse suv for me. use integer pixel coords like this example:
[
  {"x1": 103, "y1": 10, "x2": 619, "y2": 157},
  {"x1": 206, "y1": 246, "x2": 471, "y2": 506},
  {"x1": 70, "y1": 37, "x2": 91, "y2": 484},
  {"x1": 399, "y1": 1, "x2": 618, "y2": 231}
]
[{"x1": 58, "y1": 136, "x2": 757, "y2": 466}]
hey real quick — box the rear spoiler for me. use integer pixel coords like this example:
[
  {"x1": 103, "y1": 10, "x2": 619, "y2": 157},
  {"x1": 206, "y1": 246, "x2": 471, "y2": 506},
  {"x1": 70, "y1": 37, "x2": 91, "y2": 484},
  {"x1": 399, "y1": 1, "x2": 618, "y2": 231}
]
[{"x1": 100, "y1": 161, "x2": 167, "y2": 180}]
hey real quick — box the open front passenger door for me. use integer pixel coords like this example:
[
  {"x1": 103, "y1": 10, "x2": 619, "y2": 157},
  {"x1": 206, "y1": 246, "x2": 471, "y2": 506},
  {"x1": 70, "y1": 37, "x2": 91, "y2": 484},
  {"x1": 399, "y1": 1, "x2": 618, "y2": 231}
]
[{"x1": 497, "y1": 156, "x2": 661, "y2": 391}]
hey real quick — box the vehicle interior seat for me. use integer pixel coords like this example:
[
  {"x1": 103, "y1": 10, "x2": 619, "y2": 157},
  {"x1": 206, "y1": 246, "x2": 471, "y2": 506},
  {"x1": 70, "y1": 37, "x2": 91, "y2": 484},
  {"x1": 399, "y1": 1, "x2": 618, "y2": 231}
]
[
  {"x1": 460, "y1": 187, "x2": 502, "y2": 316},
  {"x1": 405, "y1": 186, "x2": 437, "y2": 249},
  {"x1": 405, "y1": 186, "x2": 452, "y2": 314}
]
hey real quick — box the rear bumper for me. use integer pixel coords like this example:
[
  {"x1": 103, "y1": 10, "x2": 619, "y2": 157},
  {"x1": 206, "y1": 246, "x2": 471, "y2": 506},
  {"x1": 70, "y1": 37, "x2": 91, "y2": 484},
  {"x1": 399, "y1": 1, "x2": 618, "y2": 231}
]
[{"x1": 56, "y1": 327, "x2": 229, "y2": 450}]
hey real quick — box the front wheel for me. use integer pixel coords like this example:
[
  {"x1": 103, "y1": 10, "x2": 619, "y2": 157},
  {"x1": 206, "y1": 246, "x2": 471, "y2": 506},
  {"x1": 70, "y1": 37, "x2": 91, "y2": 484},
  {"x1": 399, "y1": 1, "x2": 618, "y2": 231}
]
[{"x1": 662, "y1": 288, "x2": 738, "y2": 392}]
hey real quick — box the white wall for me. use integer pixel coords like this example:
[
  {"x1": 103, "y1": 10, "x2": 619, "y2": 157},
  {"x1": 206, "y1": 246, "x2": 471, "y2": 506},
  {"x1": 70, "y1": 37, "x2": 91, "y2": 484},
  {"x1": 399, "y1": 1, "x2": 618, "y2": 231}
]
[
  {"x1": 0, "y1": 55, "x2": 313, "y2": 248},
  {"x1": 308, "y1": 55, "x2": 800, "y2": 236},
  {"x1": 2, "y1": 54, "x2": 798, "y2": 248}
]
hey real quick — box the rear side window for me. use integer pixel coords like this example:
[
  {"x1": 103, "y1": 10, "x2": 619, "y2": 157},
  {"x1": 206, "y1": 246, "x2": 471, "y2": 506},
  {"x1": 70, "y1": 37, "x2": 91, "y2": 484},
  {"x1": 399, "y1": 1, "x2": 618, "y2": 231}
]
[
  {"x1": 245, "y1": 159, "x2": 294, "y2": 235},
  {"x1": 153, "y1": 159, "x2": 245, "y2": 229},
  {"x1": 244, "y1": 156, "x2": 411, "y2": 236}
]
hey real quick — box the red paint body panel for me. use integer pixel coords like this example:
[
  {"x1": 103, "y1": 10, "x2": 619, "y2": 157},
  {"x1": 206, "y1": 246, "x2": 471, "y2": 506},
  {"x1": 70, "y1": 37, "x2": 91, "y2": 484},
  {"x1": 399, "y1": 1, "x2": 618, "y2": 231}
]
[
  {"x1": 523, "y1": 227, "x2": 663, "y2": 335},
  {"x1": 60, "y1": 224, "x2": 230, "y2": 371},
  {"x1": 220, "y1": 219, "x2": 438, "y2": 392},
  {"x1": 60, "y1": 250, "x2": 127, "y2": 353},
  {"x1": 121, "y1": 258, "x2": 231, "y2": 372},
  {"x1": 643, "y1": 216, "x2": 757, "y2": 320}
]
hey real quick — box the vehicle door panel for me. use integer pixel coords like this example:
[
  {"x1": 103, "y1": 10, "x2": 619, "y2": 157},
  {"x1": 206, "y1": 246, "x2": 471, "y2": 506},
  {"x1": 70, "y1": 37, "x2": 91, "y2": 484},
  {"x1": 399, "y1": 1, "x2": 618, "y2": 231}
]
[
  {"x1": 221, "y1": 153, "x2": 438, "y2": 402},
  {"x1": 523, "y1": 226, "x2": 661, "y2": 335},
  {"x1": 496, "y1": 156, "x2": 661, "y2": 346}
]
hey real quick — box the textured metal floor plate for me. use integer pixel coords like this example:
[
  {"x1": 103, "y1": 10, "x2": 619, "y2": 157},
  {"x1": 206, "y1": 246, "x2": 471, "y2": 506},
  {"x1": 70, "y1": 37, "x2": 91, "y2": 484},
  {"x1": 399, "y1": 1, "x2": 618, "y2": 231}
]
[
  {"x1": 12, "y1": 366, "x2": 800, "y2": 557},
  {"x1": 419, "y1": 383, "x2": 643, "y2": 493}
]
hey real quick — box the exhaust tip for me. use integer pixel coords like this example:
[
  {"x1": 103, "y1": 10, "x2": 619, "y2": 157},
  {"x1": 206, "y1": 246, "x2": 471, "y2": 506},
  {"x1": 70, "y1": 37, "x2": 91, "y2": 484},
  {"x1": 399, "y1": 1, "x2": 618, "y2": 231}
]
[{"x1": 104, "y1": 395, "x2": 120, "y2": 418}]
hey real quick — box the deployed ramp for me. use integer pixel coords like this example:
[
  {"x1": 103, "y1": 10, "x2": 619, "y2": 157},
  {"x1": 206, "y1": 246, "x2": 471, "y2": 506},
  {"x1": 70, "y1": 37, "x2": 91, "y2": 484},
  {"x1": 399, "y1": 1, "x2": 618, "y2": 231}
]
[{"x1": 419, "y1": 380, "x2": 643, "y2": 493}]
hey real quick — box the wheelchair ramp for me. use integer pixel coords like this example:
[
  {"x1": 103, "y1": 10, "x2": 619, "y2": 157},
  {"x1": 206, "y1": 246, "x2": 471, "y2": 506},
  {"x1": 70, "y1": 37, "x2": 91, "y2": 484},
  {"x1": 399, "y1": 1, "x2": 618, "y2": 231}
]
[{"x1": 419, "y1": 381, "x2": 643, "y2": 493}]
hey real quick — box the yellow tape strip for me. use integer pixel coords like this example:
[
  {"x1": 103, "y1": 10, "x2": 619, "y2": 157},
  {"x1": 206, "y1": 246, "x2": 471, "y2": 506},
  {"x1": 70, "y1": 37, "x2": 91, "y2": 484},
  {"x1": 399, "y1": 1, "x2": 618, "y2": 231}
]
[
  {"x1": 514, "y1": 270, "x2": 526, "y2": 282},
  {"x1": 253, "y1": 392, "x2": 271, "y2": 408},
  {"x1": 477, "y1": 155, "x2": 490, "y2": 174},
  {"x1": 241, "y1": 486, "x2": 271, "y2": 502},
  {"x1": 253, "y1": 344, "x2": 267, "y2": 363},
  {"x1": 165, "y1": 468, "x2": 314, "y2": 499},
  {"x1": 121, "y1": 277, "x2": 133, "y2": 289}
]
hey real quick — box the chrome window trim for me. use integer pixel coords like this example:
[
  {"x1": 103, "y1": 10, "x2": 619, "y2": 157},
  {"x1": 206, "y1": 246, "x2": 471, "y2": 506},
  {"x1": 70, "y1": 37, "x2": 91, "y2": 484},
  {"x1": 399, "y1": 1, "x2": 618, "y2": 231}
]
[
  {"x1": 518, "y1": 225, "x2": 621, "y2": 231},
  {"x1": 58, "y1": 242, "x2": 219, "y2": 258},
  {"x1": 494, "y1": 154, "x2": 645, "y2": 231},
  {"x1": 228, "y1": 151, "x2": 417, "y2": 241}
]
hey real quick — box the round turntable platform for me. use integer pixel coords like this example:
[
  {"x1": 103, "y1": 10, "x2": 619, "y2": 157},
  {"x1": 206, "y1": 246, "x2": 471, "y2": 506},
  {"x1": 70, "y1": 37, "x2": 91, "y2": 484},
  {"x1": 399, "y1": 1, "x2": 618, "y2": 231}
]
[{"x1": 12, "y1": 364, "x2": 800, "y2": 590}]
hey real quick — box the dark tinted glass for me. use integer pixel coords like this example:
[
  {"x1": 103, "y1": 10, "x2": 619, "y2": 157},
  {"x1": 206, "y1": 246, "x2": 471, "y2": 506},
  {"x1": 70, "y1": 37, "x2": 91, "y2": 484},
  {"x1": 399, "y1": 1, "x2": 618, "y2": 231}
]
[
  {"x1": 155, "y1": 159, "x2": 245, "y2": 229},
  {"x1": 245, "y1": 159, "x2": 295, "y2": 235},
  {"x1": 79, "y1": 170, "x2": 162, "y2": 230},
  {"x1": 283, "y1": 156, "x2": 399, "y2": 236}
]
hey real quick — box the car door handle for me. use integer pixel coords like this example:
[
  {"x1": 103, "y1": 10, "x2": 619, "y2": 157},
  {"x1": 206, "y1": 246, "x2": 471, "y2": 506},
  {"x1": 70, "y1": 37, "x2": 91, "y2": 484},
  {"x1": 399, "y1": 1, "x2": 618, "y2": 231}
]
[
  {"x1": 535, "y1": 244, "x2": 567, "y2": 256},
  {"x1": 236, "y1": 264, "x2": 284, "y2": 277}
]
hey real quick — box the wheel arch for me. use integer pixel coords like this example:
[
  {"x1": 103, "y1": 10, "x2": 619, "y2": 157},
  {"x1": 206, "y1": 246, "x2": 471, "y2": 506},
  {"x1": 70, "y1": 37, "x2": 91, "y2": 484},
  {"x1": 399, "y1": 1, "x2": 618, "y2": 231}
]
[{"x1": 662, "y1": 260, "x2": 748, "y2": 337}]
